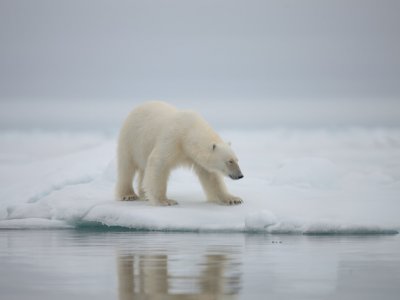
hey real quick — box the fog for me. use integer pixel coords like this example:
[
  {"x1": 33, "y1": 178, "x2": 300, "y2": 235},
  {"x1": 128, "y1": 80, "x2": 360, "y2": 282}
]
[
  {"x1": 0, "y1": 0, "x2": 400, "y2": 128},
  {"x1": 1, "y1": 0, "x2": 400, "y2": 99}
]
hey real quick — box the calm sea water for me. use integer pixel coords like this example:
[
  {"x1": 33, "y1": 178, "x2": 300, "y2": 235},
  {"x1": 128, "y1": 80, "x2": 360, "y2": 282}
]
[{"x1": 1, "y1": 230, "x2": 399, "y2": 300}]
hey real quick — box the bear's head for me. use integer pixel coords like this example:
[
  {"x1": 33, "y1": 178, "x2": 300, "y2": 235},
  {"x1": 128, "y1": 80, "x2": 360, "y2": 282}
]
[{"x1": 206, "y1": 143, "x2": 244, "y2": 180}]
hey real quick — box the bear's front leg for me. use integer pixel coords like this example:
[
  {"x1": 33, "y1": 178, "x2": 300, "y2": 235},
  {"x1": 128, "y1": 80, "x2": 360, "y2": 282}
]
[
  {"x1": 194, "y1": 165, "x2": 243, "y2": 206},
  {"x1": 143, "y1": 149, "x2": 178, "y2": 206}
]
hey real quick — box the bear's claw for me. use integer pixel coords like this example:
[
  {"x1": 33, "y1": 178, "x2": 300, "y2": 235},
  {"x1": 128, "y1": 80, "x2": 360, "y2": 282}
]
[
  {"x1": 121, "y1": 194, "x2": 139, "y2": 201},
  {"x1": 159, "y1": 199, "x2": 178, "y2": 206},
  {"x1": 149, "y1": 198, "x2": 178, "y2": 206},
  {"x1": 221, "y1": 195, "x2": 243, "y2": 206},
  {"x1": 228, "y1": 199, "x2": 243, "y2": 205},
  {"x1": 229, "y1": 199, "x2": 242, "y2": 205}
]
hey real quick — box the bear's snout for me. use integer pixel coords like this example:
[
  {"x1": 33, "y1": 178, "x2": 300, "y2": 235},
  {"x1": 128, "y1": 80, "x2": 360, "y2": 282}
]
[
  {"x1": 229, "y1": 173, "x2": 244, "y2": 180},
  {"x1": 227, "y1": 161, "x2": 243, "y2": 180}
]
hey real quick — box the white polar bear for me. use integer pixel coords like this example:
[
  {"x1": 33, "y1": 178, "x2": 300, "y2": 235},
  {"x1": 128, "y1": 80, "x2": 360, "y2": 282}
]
[{"x1": 115, "y1": 101, "x2": 244, "y2": 206}]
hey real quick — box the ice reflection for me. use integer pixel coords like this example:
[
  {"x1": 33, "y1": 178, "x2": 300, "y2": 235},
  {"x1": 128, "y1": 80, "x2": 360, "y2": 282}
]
[{"x1": 117, "y1": 252, "x2": 240, "y2": 299}]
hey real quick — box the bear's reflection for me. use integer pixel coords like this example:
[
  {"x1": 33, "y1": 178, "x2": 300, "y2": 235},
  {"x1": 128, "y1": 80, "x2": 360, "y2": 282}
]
[{"x1": 117, "y1": 252, "x2": 240, "y2": 299}]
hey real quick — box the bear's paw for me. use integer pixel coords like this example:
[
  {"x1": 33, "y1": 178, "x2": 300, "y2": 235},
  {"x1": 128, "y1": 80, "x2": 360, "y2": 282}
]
[
  {"x1": 121, "y1": 194, "x2": 139, "y2": 201},
  {"x1": 153, "y1": 199, "x2": 178, "y2": 206},
  {"x1": 220, "y1": 195, "x2": 243, "y2": 206}
]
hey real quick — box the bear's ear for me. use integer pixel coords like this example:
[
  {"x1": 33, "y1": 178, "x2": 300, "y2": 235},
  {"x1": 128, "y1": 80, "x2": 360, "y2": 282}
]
[{"x1": 212, "y1": 144, "x2": 217, "y2": 151}]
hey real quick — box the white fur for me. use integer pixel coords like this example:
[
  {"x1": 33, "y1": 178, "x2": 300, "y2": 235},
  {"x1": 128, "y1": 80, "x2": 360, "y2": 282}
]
[{"x1": 116, "y1": 101, "x2": 243, "y2": 206}]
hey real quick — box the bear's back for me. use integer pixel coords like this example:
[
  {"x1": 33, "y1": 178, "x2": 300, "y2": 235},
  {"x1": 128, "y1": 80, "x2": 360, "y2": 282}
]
[{"x1": 133, "y1": 101, "x2": 178, "y2": 119}]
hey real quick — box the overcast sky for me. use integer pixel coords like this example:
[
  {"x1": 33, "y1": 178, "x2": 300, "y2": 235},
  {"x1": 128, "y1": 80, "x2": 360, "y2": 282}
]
[{"x1": 0, "y1": 0, "x2": 399, "y2": 102}]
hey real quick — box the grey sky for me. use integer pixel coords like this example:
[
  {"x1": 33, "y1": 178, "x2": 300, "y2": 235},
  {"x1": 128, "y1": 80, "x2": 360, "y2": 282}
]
[{"x1": 1, "y1": 0, "x2": 400, "y2": 101}]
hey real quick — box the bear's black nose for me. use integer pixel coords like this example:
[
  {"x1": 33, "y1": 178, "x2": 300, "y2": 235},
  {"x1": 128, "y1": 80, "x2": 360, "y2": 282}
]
[{"x1": 238, "y1": 174, "x2": 243, "y2": 179}]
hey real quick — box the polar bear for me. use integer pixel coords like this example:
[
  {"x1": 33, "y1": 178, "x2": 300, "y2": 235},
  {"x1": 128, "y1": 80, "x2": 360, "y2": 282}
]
[{"x1": 115, "y1": 101, "x2": 244, "y2": 206}]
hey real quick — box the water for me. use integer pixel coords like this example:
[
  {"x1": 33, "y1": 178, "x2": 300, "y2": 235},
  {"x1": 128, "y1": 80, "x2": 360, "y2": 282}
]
[{"x1": 1, "y1": 230, "x2": 399, "y2": 300}]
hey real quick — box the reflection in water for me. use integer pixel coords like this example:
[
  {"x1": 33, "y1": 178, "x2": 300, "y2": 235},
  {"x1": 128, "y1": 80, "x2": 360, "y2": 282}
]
[
  {"x1": 2, "y1": 231, "x2": 399, "y2": 300},
  {"x1": 117, "y1": 252, "x2": 240, "y2": 299}
]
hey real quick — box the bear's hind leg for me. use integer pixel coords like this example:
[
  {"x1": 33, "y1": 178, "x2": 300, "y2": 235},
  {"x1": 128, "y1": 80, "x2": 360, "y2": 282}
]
[
  {"x1": 137, "y1": 170, "x2": 147, "y2": 201},
  {"x1": 116, "y1": 158, "x2": 139, "y2": 201},
  {"x1": 143, "y1": 149, "x2": 178, "y2": 206}
]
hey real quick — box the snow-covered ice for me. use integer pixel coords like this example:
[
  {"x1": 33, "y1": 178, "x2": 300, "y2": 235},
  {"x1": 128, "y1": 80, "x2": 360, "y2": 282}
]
[{"x1": 0, "y1": 128, "x2": 399, "y2": 234}]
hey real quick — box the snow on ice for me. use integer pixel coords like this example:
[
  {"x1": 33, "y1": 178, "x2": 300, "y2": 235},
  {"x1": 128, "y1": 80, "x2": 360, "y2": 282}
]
[{"x1": 0, "y1": 128, "x2": 399, "y2": 234}]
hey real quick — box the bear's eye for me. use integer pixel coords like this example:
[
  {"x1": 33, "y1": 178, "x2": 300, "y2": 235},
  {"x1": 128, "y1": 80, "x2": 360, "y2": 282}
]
[{"x1": 228, "y1": 160, "x2": 234, "y2": 164}]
